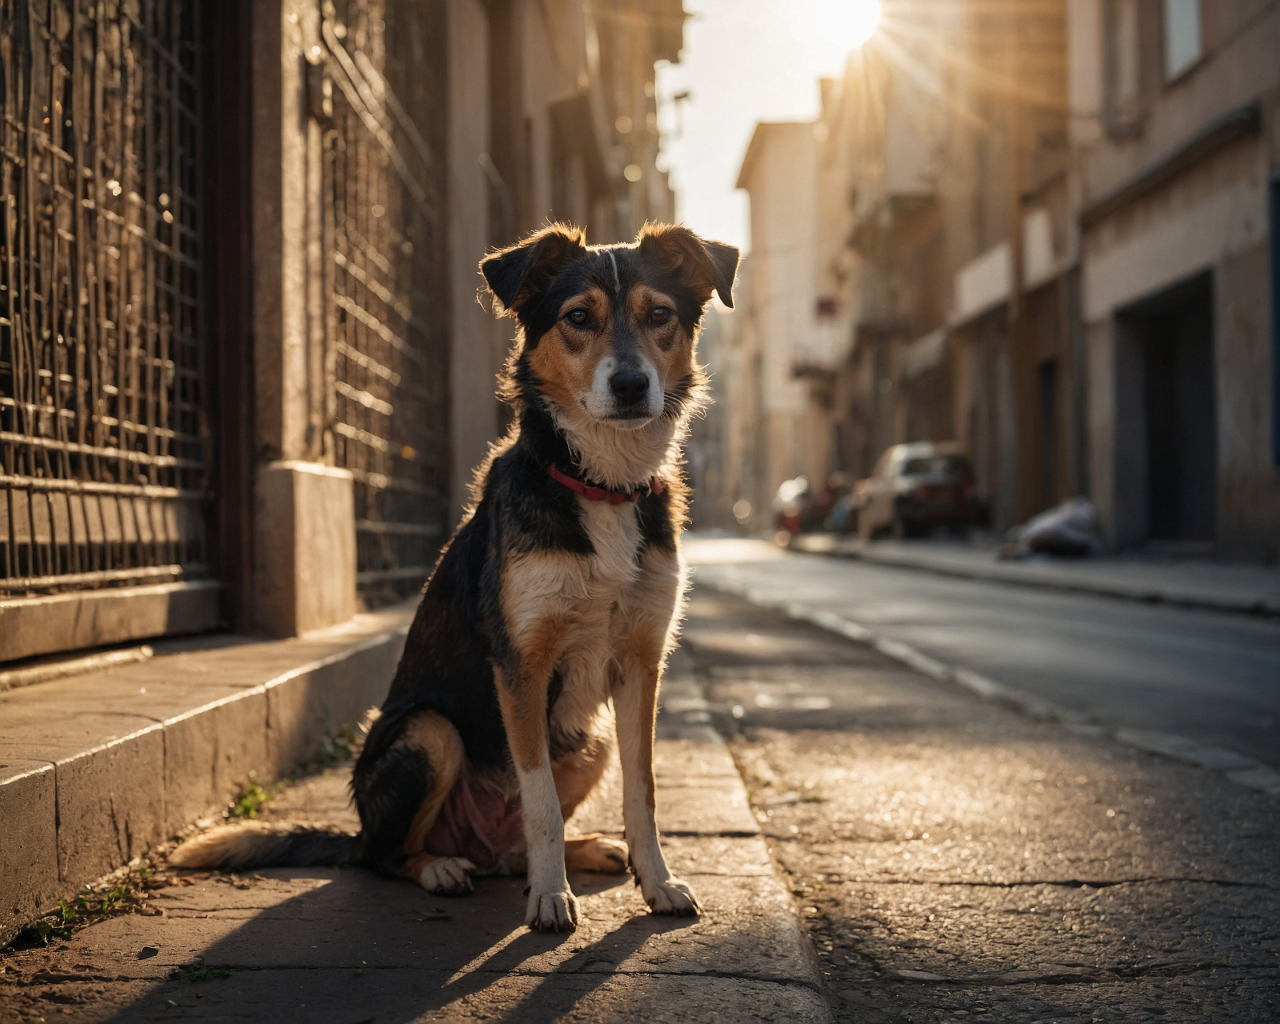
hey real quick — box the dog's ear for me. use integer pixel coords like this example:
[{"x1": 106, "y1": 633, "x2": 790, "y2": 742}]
[
  {"x1": 480, "y1": 224, "x2": 587, "y2": 316},
  {"x1": 637, "y1": 223, "x2": 739, "y2": 309}
]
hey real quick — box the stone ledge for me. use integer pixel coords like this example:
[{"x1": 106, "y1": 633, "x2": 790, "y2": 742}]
[
  {"x1": 0, "y1": 601, "x2": 415, "y2": 946},
  {"x1": 0, "y1": 580, "x2": 223, "y2": 663}
]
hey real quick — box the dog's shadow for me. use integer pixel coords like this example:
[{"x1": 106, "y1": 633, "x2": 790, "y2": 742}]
[
  {"x1": 440, "y1": 873, "x2": 702, "y2": 1022},
  {"x1": 94, "y1": 866, "x2": 700, "y2": 1023}
]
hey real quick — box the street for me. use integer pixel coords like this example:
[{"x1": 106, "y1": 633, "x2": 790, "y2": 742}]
[
  {"x1": 678, "y1": 581, "x2": 1280, "y2": 1022},
  {"x1": 4, "y1": 548, "x2": 1278, "y2": 1022},
  {"x1": 688, "y1": 542, "x2": 1280, "y2": 770},
  {"x1": 3, "y1": 2, "x2": 1279, "y2": 1021}
]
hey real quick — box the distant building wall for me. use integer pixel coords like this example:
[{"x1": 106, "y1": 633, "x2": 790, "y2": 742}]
[
  {"x1": 734, "y1": 123, "x2": 820, "y2": 518},
  {"x1": 1072, "y1": 0, "x2": 1280, "y2": 557}
]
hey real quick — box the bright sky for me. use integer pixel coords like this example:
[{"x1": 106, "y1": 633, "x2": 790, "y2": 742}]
[{"x1": 655, "y1": 0, "x2": 880, "y2": 255}]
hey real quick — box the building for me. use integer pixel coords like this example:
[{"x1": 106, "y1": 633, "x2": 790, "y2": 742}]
[
  {"x1": 725, "y1": 123, "x2": 821, "y2": 528},
  {"x1": 1069, "y1": 0, "x2": 1280, "y2": 558},
  {"x1": 717, "y1": 1, "x2": 1075, "y2": 533},
  {"x1": 711, "y1": 0, "x2": 1279, "y2": 560},
  {"x1": 0, "y1": 0, "x2": 683, "y2": 665}
]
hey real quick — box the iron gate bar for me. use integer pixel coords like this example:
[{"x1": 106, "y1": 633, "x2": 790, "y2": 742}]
[
  {"x1": 1, "y1": 0, "x2": 212, "y2": 599},
  {"x1": 322, "y1": 0, "x2": 447, "y2": 607}
]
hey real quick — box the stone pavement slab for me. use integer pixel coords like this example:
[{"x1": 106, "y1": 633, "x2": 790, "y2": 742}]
[{"x1": 0, "y1": 652, "x2": 835, "y2": 1023}]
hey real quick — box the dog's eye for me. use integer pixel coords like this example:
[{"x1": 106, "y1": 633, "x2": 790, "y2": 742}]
[
  {"x1": 565, "y1": 308, "x2": 590, "y2": 327},
  {"x1": 648, "y1": 306, "x2": 671, "y2": 326}
]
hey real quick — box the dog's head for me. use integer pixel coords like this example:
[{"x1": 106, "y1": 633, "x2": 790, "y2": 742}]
[{"x1": 482, "y1": 223, "x2": 738, "y2": 431}]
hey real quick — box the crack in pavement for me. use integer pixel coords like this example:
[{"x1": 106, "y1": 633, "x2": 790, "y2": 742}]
[
  {"x1": 8, "y1": 963, "x2": 828, "y2": 990},
  {"x1": 885, "y1": 959, "x2": 1269, "y2": 986},
  {"x1": 794, "y1": 876, "x2": 1272, "y2": 890}
]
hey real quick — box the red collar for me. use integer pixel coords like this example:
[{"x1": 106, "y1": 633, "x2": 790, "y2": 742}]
[{"x1": 548, "y1": 465, "x2": 665, "y2": 505}]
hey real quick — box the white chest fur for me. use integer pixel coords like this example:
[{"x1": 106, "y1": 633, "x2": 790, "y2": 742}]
[
  {"x1": 539, "y1": 497, "x2": 642, "y2": 743},
  {"x1": 577, "y1": 496, "x2": 642, "y2": 587}
]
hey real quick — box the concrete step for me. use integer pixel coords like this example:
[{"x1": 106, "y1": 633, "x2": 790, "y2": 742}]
[{"x1": 0, "y1": 603, "x2": 415, "y2": 946}]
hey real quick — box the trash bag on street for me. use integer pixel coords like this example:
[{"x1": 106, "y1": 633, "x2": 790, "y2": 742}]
[{"x1": 999, "y1": 497, "x2": 1104, "y2": 559}]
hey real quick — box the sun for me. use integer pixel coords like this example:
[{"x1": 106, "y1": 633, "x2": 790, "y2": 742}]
[
  {"x1": 842, "y1": 0, "x2": 882, "y2": 50},
  {"x1": 805, "y1": 0, "x2": 882, "y2": 57}
]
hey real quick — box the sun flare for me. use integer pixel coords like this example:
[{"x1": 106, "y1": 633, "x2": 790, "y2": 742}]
[{"x1": 847, "y1": 0, "x2": 882, "y2": 49}]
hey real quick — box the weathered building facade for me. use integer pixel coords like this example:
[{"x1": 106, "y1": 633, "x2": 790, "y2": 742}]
[
  {"x1": 715, "y1": 0, "x2": 1075, "y2": 534},
  {"x1": 0, "y1": 0, "x2": 682, "y2": 664},
  {"x1": 709, "y1": 0, "x2": 1277, "y2": 557},
  {"x1": 1070, "y1": 0, "x2": 1279, "y2": 558}
]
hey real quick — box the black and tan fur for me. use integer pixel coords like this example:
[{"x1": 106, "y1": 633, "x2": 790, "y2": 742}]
[{"x1": 169, "y1": 222, "x2": 738, "y2": 933}]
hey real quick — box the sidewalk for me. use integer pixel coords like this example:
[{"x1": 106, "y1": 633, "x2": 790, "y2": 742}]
[
  {"x1": 791, "y1": 534, "x2": 1280, "y2": 616},
  {"x1": 0, "y1": 640, "x2": 833, "y2": 1022}
]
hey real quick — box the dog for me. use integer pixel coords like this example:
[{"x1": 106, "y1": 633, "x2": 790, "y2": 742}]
[{"x1": 169, "y1": 222, "x2": 739, "y2": 932}]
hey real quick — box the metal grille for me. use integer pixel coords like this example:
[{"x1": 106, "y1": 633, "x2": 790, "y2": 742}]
[
  {"x1": 0, "y1": 0, "x2": 209, "y2": 597},
  {"x1": 321, "y1": 0, "x2": 448, "y2": 606}
]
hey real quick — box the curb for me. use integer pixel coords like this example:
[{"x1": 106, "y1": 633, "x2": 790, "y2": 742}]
[
  {"x1": 696, "y1": 572, "x2": 1280, "y2": 800},
  {"x1": 0, "y1": 609, "x2": 413, "y2": 947},
  {"x1": 803, "y1": 540, "x2": 1280, "y2": 618},
  {"x1": 656, "y1": 656, "x2": 837, "y2": 1022}
]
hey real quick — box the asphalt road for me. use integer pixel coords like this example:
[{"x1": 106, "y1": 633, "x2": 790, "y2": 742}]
[
  {"x1": 680, "y1": 586, "x2": 1280, "y2": 1023},
  {"x1": 688, "y1": 544, "x2": 1280, "y2": 770}
]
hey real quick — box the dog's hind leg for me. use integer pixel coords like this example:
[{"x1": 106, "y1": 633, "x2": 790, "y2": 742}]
[
  {"x1": 564, "y1": 834, "x2": 628, "y2": 873},
  {"x1": 355, "y1": 711, "x2": 472, "y2": 894}
]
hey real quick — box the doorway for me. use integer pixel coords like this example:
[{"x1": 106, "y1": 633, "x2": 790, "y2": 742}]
[{"x1": 1117, "y1": 271, "x2": 1217, "y2": 545}]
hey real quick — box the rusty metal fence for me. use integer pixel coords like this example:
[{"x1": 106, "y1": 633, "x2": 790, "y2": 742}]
[
  {"x1": 321, "y1": 0, "x2": 448, "y2": 606},
  {"x1": 0, "y1": 0, "x2": 210, "y2": 602}
]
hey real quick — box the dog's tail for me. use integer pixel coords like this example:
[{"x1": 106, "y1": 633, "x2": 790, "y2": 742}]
[{"x1": 167, "y1": 821, "x2": 363, "y2": 871}]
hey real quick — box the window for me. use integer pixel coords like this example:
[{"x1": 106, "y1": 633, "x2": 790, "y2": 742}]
[
  {"x1": 1163, "y1": 0, "x2": 1202, "y2": 80},
  {"x1": 1106, "y1": 0, "x2": 1144, "y2": 130}
]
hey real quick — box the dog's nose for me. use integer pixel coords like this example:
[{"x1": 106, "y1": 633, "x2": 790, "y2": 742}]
[{"x1": 609, "y1": 368, "x2": 650, "y2": 404}]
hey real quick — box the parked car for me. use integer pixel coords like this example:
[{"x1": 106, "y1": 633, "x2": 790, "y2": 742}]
[
  {"x1": 855, "y1": 442, "x2": 986, "y2": 540},
  {"x1": 775, "y1": 473, "x2": 855, "y2": 534}
]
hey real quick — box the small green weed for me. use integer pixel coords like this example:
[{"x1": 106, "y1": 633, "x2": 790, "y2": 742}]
[
  {"x1": 227, "y1": 772, "x2": 275, "y2": 819},
  {"x1": 222, "y1": 725, "x2": 363, "y2": 821},
  {"x1": 22, "y1": 883, "x2": 144, "y2": 947},
  {"x1": 171, "y1": 959, "x2": 232, "y2": 982}
]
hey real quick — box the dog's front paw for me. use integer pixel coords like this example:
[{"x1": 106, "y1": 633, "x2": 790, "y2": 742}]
[
  {"x1": 417, "y1": 856, "x2": 476, "y2": 895},
  {"x1": 525, "y1": 888, "x2": 580, "y2": 932},
  {"x1": 640, "y1": 876, "x2": 701, "y2": 916}
]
